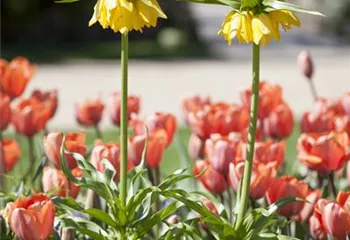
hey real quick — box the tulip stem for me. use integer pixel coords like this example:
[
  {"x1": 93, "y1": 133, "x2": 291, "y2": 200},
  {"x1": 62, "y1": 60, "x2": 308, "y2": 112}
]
[
  {"x1": 119, "y1": 33, "x2": 129, "y2": 210},
  {"x1": 235, "y1": 43, "x2": 260, "y2": 230},
  {"x1": 0, "y1": 130, "x2": 5, "y2": 191},
  {"x1": 225, "y1": 177, "x2": 233, "y2": 223},
  {"x1": 94, "y1": 124, "x2": 103, "y2": 140},
  {"x1": 308, "y1": 80, "x2": 318, "y2": 101},
  {"x1": 24, "y1": 137, "x2": 35, "y2": 183},
  {"x1": 328, "y1": 173, "x2": 337, "y2": 198}
]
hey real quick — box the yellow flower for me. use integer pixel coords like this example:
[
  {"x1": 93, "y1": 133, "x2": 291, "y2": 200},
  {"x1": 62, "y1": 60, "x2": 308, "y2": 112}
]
[
  {"x1": 89, "y1": 0, "x2": 167, "y2": 34},
  {"x1": 218, "y1": 9, "x2": 300, "y2": 46}
]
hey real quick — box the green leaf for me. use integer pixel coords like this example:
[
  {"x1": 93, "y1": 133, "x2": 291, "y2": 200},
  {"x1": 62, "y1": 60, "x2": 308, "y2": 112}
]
[
  {"x1": 158, "y1": 168, "x2": 191, "y2": 190},
  {"x1": 256, "y1": 233, "x2": 300, "y2": 240},
  {"x1": 83, "y1": 208, "x2": 120, "y2": 230},
  {"x1": 52, "y1": 197, "x2": 84, "y2": 212},
  {"x1": 31, "y1": 156, "x2": 47, "y2": 183},
  {"x1": 178, "y1": 0, "x2": 240, "y2": 9},
  {"x1": 241, "y1": 0, "x2": 260, "y2": 8},
  {"x1": 127, "y1": 187, "x2": 158, "y2": 222},
  {"x1": 55, "y1": 0, "x2": 80, "y2": 3},
  {"x1": 267, "y1": 197, "x2": 307, "y2": 215},
  {"x1": 263, "y1": 0, "x2": 324, "y2": 16}
]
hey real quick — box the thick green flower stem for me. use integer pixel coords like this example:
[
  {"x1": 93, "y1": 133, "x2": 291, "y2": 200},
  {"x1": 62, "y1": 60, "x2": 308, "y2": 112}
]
[
  {"x1": 119, "y1": 33, "x2": 129, "y2": 209},
  {"x1": 235, "y1": 43, "x2": 260, "y2": 230}
]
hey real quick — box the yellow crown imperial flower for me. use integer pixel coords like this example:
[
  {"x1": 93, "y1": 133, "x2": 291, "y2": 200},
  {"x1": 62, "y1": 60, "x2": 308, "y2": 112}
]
[
  {"x1": 89, "y1": 0, "x2": 167, "y2": 34},
  {"x1": 218, "y1": 9, "x2": 300, "y2": 46}
]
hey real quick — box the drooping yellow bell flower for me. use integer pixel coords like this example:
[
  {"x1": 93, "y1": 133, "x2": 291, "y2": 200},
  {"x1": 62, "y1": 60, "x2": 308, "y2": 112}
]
[
  {"x1": 89, "y1": 0, "x2": 167, "y2": 34},
  {"x1": 218, "y1": 9, "x2": 300, "y2": 46}
]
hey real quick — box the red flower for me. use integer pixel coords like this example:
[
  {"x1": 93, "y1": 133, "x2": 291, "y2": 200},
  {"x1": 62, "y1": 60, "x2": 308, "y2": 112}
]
[
  {"x1": 12, "y1": 97, "x2": 51, "y2": 137},
  {"x1": 240, "y1": 81, "x2": 283, "y2": 119},
  {"x1": 266, "y1": 176, "x2": 308, "y2": 217},
  {"x1": 293, "y1": 189, "x2": 321, "y2": 223},
  {"x1": 75, "y1": 98, "x2": 104, "y2": 127},
  {"x1": 5, "y1": 193, "x2": 55, "y2": 240},
  {"x1": 0, "y1": 93, "x2": 11, "y2": 130},
  {"x1": 0, "y1": 139, "x2": 21, "y2": 173},
  {"x1": 188, "y1": 133, "x2": 205, "y2": 160},
  {"x1": 297, "y1": 131, "x2": 349, "y2": 174},
  {"x1": 109, "y1": 92, "x2": 140, "y2": 126},
  {"x1": 0, "y1": 57, "x2": 36, "y2": 99},
  {"x1": 31, "y1": 89, "x2": 58, "y2": 120},
  {"x1": 263, "y1": 103, "x2": 294, "y2": 139},
  {"x1": 193, "y1": 160, "x2": 227, "y2": 194},
  {"x1": 182, "y1": 95, "x2": 211, "y2": 124},
  {"x1": 301, "y1": 111, "x2": 336, "y2": 133}
]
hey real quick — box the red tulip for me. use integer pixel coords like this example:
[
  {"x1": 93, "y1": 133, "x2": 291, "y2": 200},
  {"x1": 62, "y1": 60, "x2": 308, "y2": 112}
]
[
  {"x1": 0, "y1": 59, "x2": 8, "y2": 79},
  {"x1": 199, "y1": 198, "x2": 218, "y2": 231},
  {"x1": 193, "y1": 160, "x2": 227, "y2": 194},
  {"x1": 263, "y1": 103, "x2": 294, "y2": 139},
  {"x1": 205, "y1": 134, "x2": 243, "y2": 174},
  {"x1": 266, "y1": 176, "x2": 308, "y2": 217},
  {"x1": 315, "y1": 97, "x2": 345, "y2": 116},
  {"x1": 188, "y1": 133, "x2": 205, "y2": 160},
  {"x1": 129, "y1": 129, "x2": 168, "y2": 168},
  {"x1": 293, "y1": 189, "x2": 321, "y2": 223},
  {"x1": 12, "y1": 97, "x2": 51, "y2": 137},
  {"x1": 42, "y1": 166, "x2": 82, "y2": 198},
  {"x1": 109, "y1": 92, "x2": 140, "y2": 126},
  {"x1": 340, "y1": 92, "x2": 350, "y2": 115},
  {"x1": 0, "y1": 57, "x2": 36, "y2": 99},
  {"x1": 0, "y1": 139, "x2": 21, "y2": 173},
  {"x1": 44, "y1": 132, "x2": 87, "y2": 170},
  {"x1": 310, "y1": 199, "x2": 329, "y2": 240},
  {"x1": 347, "y1": 162, "x2": 350, "y2": 187},
  {"x1": 75, "y1": 98, "x2": 104, "y2": 127},
  {"x1": 31, "y1": 89, "x2": 58, "y2": 120},
  {"x1": 301, "y1": 111, "x2": 336, "y2": 133},
  {"x1": 4, "y1": 193, "x2": 55, "y2": 240},
  {"x1": 229, "y1": 161, "x2": 276, "y2": 199},
  {"x1": 182, "y1": 95, "x2": 211, "y2": 124},
  {"x1": 336, "y1": 116, "x2": 350, "y2": 139},
  {"x1": 297, "y1": 50, "x2": 314, "y2": 79},
  {"x1": 245, "y1": 141, "x2": 285, "y2": 170},
  {"x1": 240, "y1": 81, "x2": 283, "y2": 119},
  {"x1": 297, "y1": 131, "x2": 349, "y2": 174},
  {"x1": 188, "y1": 103, "x2": 249, "y2": 140},
  {"x1": 0, "y1": 93, "x2": 11, "y2": 130}
]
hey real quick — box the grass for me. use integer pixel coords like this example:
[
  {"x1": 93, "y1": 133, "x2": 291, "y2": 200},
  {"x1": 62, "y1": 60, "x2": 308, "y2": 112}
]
[{"x1": 2, "y1": 125, "x2": 300, "y2": 193}]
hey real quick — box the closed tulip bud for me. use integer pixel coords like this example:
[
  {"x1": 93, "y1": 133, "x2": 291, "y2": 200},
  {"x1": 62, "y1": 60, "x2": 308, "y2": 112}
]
[
  {"x1": 109, "y1": 92, "x2": 140, "y2": 126},
  {"x1": 263, "y1": 103, "x2": 294, "y2": 139},
  {"x1": 229, "y1": 161, "x2": 276, "y2": 199},
  {"x1": 188, "y1": 133, "x2": 205, "y2": 160},
  {"x1": 193, "y1": 160, "x2": 227, "y2": 194},
  {"x1": 182, "y1": 95, "x2": 211, "y2": 124},
  {"x1": 205, "y1": 134, "x2": 243, "y2": 174},
  {"x1": 44, "y1": 132, "x2": 87, "y2": 170},
  {"x1": 42, "y1": 167, "x2": 82, "y2": 198},
  {"x1": 0, "y1": 139, "x2": 21, "y2": 173},
  {"x1": 266, "y1": 176, "x2": 308, "y2": 217},
  {"x1": 0, "y1": 57, "x2": 36, "y2": 99},
  {"x1": 129, "y1": 129, "x2": 168, "y2": 168},
  {"x1": 31, "y1": 89, "x2": 58, "y2": 120},
  {"x1": 75, "y1": 98, "x2": 104, "y2": 127},
  {"x1": 298, "y1": 50, "x2": 314, "y2": 79},
  {"x1": 166, "y1": 215, "x2": 179, "y2": 224},
  {"x1": 0, "y1": 93, "x2": 11, "y2": 130},
  {"x1": 201, "y1": 198, "x2": 218, "y2": 215},
  {"x1": 293, "y1": 189, "x2": 321, "y2": 223},
  {"x1": 12, "y1": 97, "x2": 51, "y2": 137},
  {"x1": 5, "y1": 193, "x2": 55, "y2": 240},
  {"x1": 240, "y1": 81, "x2": 283, "y2": 119},
  {"x1": 297, "y1": 131, "x2": 349, "y2": 174}
]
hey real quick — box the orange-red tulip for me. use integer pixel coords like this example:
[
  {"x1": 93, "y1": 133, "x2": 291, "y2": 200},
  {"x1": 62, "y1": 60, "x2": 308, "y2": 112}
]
[
  {"x1": 188, "y1": 103, "x2": 249, "y2": 140},
  {"x1": 5, "y1": 193, "x2": 55, "y2": 240},
  {"x1": 229, "y1": 161, "x2": 276, "y2": 199},
  {"x1": 301, "y1": 111, "x2": 336, "y2": 133},
  {"x1": 44, "y1": 132, "x2": 87, "y2": 170},
  {"x1": 0, "y1": 139, "x2": 21, "y2": 173},
  {"x1": 240, "y1": 81, "x2": 283, "y2": 119},
  {"x1": 129, "y1": 129, "x2": 168, "y2": 168},
  {"x1": 42, "y1": 166, "x2": 82, "y2": 198},
  {"x1": 245, "y1": 141, "x2": 285, "y2": 170},
  {"x1": 0, "y1": 93, "x2": 11, "y2": 130},
  {"x1": 146, "y1": 112, "x2": 177, "y2": 147},
  {"x1": 205, "y1": 134, "x2": 243, "y2": 174},
  {"x1": 0, "y1": 59, "x2": 8, "y2": 80},
  {"x1": 266, "y1": 176, "x2": 308, "y2": 217},
  {"x1": 336, "y1": 116, "x2": 350, "y2": 139},
  {"x1": 310, "y1": 192, "x2": 350, "y2": 240},
  {"x1": 341, "y1": 92, "x2": 350, "y2": 115},
  {"x1": 12, "y1": 97, "x2": 51, "y2": 137},
  {"x1": 31, "y1": 89, "x2": 58, "y2": 120},
  {"x1": 297, "y1": 131, "x2": 349, "y2": 174},
  {"x1": 347, "y1": 162, "x2": 350, "y2": 187},
  {"x1": 263, "y1": 103, "x2": 294, "y2": 139},
  {"x1": 193, "y1": 160, "x2": 227, "y2": 194},
  {"x1": 293, "y1": 189, "x2": 321, "y2": 223},
  {"x1": 75, "y1": 98, "x2": 104, "y2": 127},
  {"x1": 0, "y1": 57, "x2": 36, "y2": 99},
  {"x1": 182, "y1": 95, "x2": 211, "y2": 124},
  {"x1": 188, "y1": 133, "x2": 205, "y2": 160},
  {"x1": 109, "y1": 92, "x2": 140, "y2": 126},
  {"x1": 297, "y1": 50, "x2": 314, "y2": 79}
]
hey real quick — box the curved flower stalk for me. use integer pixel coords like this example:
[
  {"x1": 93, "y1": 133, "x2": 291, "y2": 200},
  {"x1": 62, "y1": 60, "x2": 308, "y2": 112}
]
[{"x1": 182, "y1": 0, "x2": 323, "y2": 230}]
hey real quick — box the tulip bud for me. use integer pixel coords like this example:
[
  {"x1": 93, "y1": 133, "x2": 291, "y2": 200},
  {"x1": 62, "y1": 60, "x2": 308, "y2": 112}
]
[
  {"x1": 60, "y1": 228, "x2": 75, "y2": 240},
  {"x1": 31, "y1": 89, "x2": 58, "y2": 120},
  {"x1": 166, "y1": 215, "x2": 179, "y2": 224},
  {"x1": 0, "y1": 139, "x2": 21, "y2": 173},
  {"x1": 298, "y1": 50, "x2": 314, "y2": 79},
  {"x1": 75, "y1": 98, "x2": 104, "y2": 127},
  {"x1": 109, "y1": 92, "x2": 140, "y2": 126},
  {"x1": 188, "y1": 133, "x2": 205, "y2": 160}
]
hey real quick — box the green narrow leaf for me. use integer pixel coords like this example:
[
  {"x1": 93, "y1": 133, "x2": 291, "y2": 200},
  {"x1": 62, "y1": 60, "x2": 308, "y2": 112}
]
[
  {"x1": 31, "y1": 156, "x2": 47, "y2": 183},
  {"x1": 268, "y1": 197, "x2": 307, "y2": 215},
  {"x1": 178, "y1": 0, "x2": 241, "y2": 9},
  {"x1": 263, "y1": 0, "x2": 324, "y2": 16},
  {"x1": 55, "y1": 0, "x2": 80, "y2": 3},
  {"x1": 83, "y1": 208, "x2": 120, "y2": 230}
]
